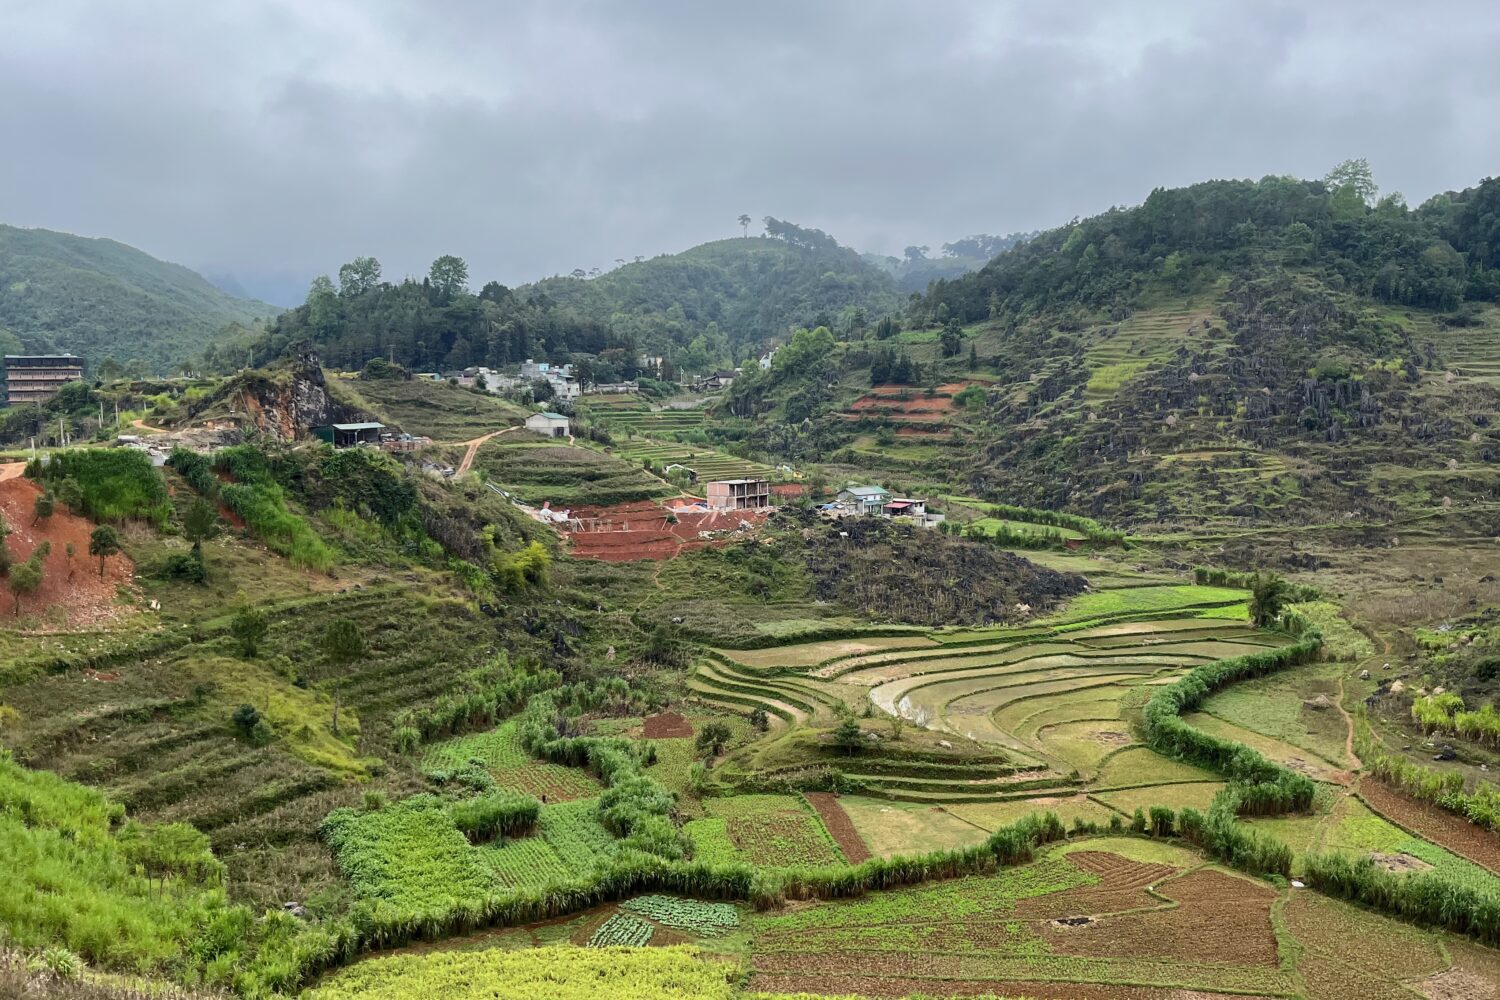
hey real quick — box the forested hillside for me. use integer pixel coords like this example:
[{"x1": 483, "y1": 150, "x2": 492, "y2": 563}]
[
  {"x1": 717, "y1": 166, "x2": 1500, "y2": 528},
  {"x1": 248, "y1": 220, "x2": 902, "y2": 377},
  {"x1": 0, "y1": 225, "x2": 279, "y2": 373}
]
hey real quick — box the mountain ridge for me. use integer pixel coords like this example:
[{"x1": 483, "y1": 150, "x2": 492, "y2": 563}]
[{"x1": 0, "y1": 223, "x2": 280, "y2": 374}]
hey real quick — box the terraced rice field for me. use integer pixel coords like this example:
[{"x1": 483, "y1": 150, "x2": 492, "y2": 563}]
[
  {"x1": 612, "y1": 439, "x2": 775, "y2": 482},
  {"x1": 1421, "y1": 306, "x2": 1500, "y2": 386},
  {"x1": 1082, "y1": 303, "x2": 1219, "y2": 399},
  {"x1": 471, "y1": 438, "x2": 674, "y2": 507},
  {"x1": 701, "y1": 587, "x2": 1289, "y2": 803},
  {"x1": 582, "y1": 396, "x2": 709, "y2": 435}
]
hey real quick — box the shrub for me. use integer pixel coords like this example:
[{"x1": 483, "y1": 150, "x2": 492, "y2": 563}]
[{"x1": 450, "y1": 792, "x2": 540, "y2": 843}]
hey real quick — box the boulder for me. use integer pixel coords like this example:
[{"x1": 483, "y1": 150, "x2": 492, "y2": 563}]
[
  {"x1": 1358, "y1": 669, "x2": 1370, "y2": 680},
  {"x1": 1302, "y1": 694, "x2": 1335, "y2": 711}
]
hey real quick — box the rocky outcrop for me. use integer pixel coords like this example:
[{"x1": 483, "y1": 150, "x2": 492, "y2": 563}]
[{"x1": 186, "y1": 345, "x2": 376, "y2": 441}]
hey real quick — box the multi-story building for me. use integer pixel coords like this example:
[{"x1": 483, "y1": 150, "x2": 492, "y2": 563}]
[
  {"x1": 3, "y1": 354, "x2": 84, "y2": 406},
  {"x1": 706, "y1": 478, "x2": 771, "y2": 511}
]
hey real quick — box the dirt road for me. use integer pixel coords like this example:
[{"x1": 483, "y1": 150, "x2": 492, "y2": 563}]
[{"x1": 456, "y1": 426, "x2": 516, "y2": 476}]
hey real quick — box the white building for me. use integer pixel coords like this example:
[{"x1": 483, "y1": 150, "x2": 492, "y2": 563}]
[{"x1": 525, "y1": 411, "x2": 571, "y2": 438}]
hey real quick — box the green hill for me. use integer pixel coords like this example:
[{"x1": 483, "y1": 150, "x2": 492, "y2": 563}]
[
  {"x1": 0, "y1": 224, "x2": 280, "y2": 374},
  {"x1": 253, "y1": 221, "x2": 902, "y2": 375},
  {"x1": 719, "y1": 172, "x2": 1500, "y2": 527}
]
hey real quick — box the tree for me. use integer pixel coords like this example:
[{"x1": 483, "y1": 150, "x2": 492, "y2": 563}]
[
  {"x1": 337, "y1": 256, "x2": 382, "y2": 296},
  {"x1": 429, "y1": 255, "x2": 470, "y2": 298},
  {"x1": 8, "y1": 551, "x2": 43, "y2": 616},
  {"x1": 232, "y1": 704, "x2": 262, "y2": 738},
  {"x1": 230, "y1": 605, "x2": 269, "y2": 658},
  {"x1": 696, "y1": 721, "x2": 732, "y2": 757},
  {"x1": 833, "y1": 716, "x2": 865, "y2": 754},
  {"x1": 89, "y1": 525, "x2": 119, "y2": 577},
  {"x1": 64, "y1": 542, "x2": 76, "y2": 581},
  {"x1": 749, "y1": 707, "x2": 769, "y2": 732},
  {"x1": 320, "y1": 617, "x2": 366, "y2": 737},
  {"x1": 1249, "y1": 573, "x2": 1292, "y2": 628},
  {"x1": 1324, "y1": 157, "x2": 1378, "y2": 206},
  {"x1": 531, "y1": 378, "x2": 555, "y2": 403},
  {"x1": 306, "y1": 276, "x2": 339, "y2": 333},
  {"x1": 738, "y1": 214, "x2": 751, "y2": 237},
  {"x1": 904, "y1": 245, "x2": 929, "y2": 261},
  {"x1": 183, "y1": 498, "x2": 217, "y2": 555},
  {"x1": 31, "y1": 491, "x2": 53, "y2": 526},
  {"x1": 939, "y1": 320, "x2": 963, "y2": 357},
  {"x1": 56, "y1": 478, "x2": 84, "y2": 514}
]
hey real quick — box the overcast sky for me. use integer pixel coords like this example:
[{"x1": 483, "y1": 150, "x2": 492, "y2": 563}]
[{"x1": 4, "y1": 1, "x2": 1499, "y2": 304}]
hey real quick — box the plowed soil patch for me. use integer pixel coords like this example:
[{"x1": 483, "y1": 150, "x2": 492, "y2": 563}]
[
  {"x1": 643, "y1": 712, "x2": 693, "y2": 739},
  {"x1": 804, "y1": 792, "x2": 871, "y2": 864},
  {"x1": 748, "y1": 970, "x2": 1273, "y2": 1000},
  {"x1": 1015, "y1": 852, "x2": 1177, "y2": 918},
  {"x1": 1042, "y1": 869, "x2": 1278, "y2": 967},
  {"x1": 0, "y1": 478, "x2": 135, "y2": 628},
  {"x1": 1361, "y1": 779, "x2": 1500, "y2": 873}
]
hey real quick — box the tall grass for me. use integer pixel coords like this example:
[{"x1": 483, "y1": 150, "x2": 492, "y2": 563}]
[
  {"x1": 218, "y1": 482, "x2": 335, "y2": 572},
  {"x1": 31, "y1": 449, "x2": 171, "y2": 526}
]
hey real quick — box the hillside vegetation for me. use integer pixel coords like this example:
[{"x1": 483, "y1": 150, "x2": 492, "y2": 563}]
[
  {"x1": 0, "y1": 224, "x2": 278, "y2": 373},
  {"x1": 716, "y1": 169, "x2": 1500, "y2": 528},
  {"x1": 250, "y1": 221, "x2": 901, "y2": 377}
]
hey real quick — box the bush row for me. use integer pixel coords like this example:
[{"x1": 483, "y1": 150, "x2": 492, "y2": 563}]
[
  {"x1": 1302, "y1": 851, "x2": 1500, "y2": 946},
  {"x1": 1194, "y1": 566, "x2": 1319, "y2": 602},
  {"x1": 1141, "y1": 633, "x2": 1323, "y2": 814},
  {"x1": 1359, "y1": 723, "x2": 1500, "y2": 832},
  {"x1": 391, "y1": 654, "x2": 563, "y2": 748},
  {"x1": 975, "y1": 501, "x2": 1125, "y2": 543},
  {"x1": 450, "y1": 791, "x2": 540, "y2": 843}
]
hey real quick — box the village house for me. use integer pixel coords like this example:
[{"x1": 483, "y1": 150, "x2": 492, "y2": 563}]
[
  {"x1": 882, "y1": 497, "x2": 927, "y2": 518},
  {"x1": 695, "y1": 370, "x2": 739, "y2": 392},
  {"x1": 837, "y1": 484, "x2": 892, "y2": 515},
  {"x1": 524, "y1": 411, "x2": 571, "y2": 438},
  {"x1": 706, "y1": 478, "x2": 771, "y2": 511}
]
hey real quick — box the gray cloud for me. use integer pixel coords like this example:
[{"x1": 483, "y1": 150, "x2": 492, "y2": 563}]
[{"x1": 4, "y1": 0, "x2": 1499, "y2": 302}]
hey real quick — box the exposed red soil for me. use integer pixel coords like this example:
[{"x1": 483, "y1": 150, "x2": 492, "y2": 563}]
[
  {"x1": 560, "y1": 500, "x2": 770, "y2": 562},
  {"x1": 804, "y1": 792, "x2": 872, "y2": 864},
  {"x1": 643, "y1": 712, "x2": 694, "y2": 739},
  {"x1": 1041, "y1": 868, "x2": 1279, "y2": 967},
  {"x1": 0, "y1": 477, "x2": 136, "y2": 628},
  {"x1": 770, "y1": 483, "x2": 805, "y2": 498},
  {"x1": 1360, "y1": 778, "x2": 1500, "y2": 873}
]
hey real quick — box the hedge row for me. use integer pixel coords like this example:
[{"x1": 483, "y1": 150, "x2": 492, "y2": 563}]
[
  {"x1": 1303, "y1": 851, "x2": 1500, "y2": 946},
  {"x1": 1140, "y1": 633, "x2": 1323, "y2": 814},
  {"x1": 1359, "y1": 723, "x2": 1500, "y2": 833}
]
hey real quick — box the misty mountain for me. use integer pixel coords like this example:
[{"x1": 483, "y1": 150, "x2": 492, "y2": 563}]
[{"x1": 0, "y1": 224, "x2": 280, "y2": 373}]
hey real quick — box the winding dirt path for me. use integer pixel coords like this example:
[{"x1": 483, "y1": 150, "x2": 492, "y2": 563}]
[
  {"x1": 455, "y1": 426, "x2": 515, "y2": 476},
  {"x1": 130, "y1": 417, "x2": 166, "y2": 434}
]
